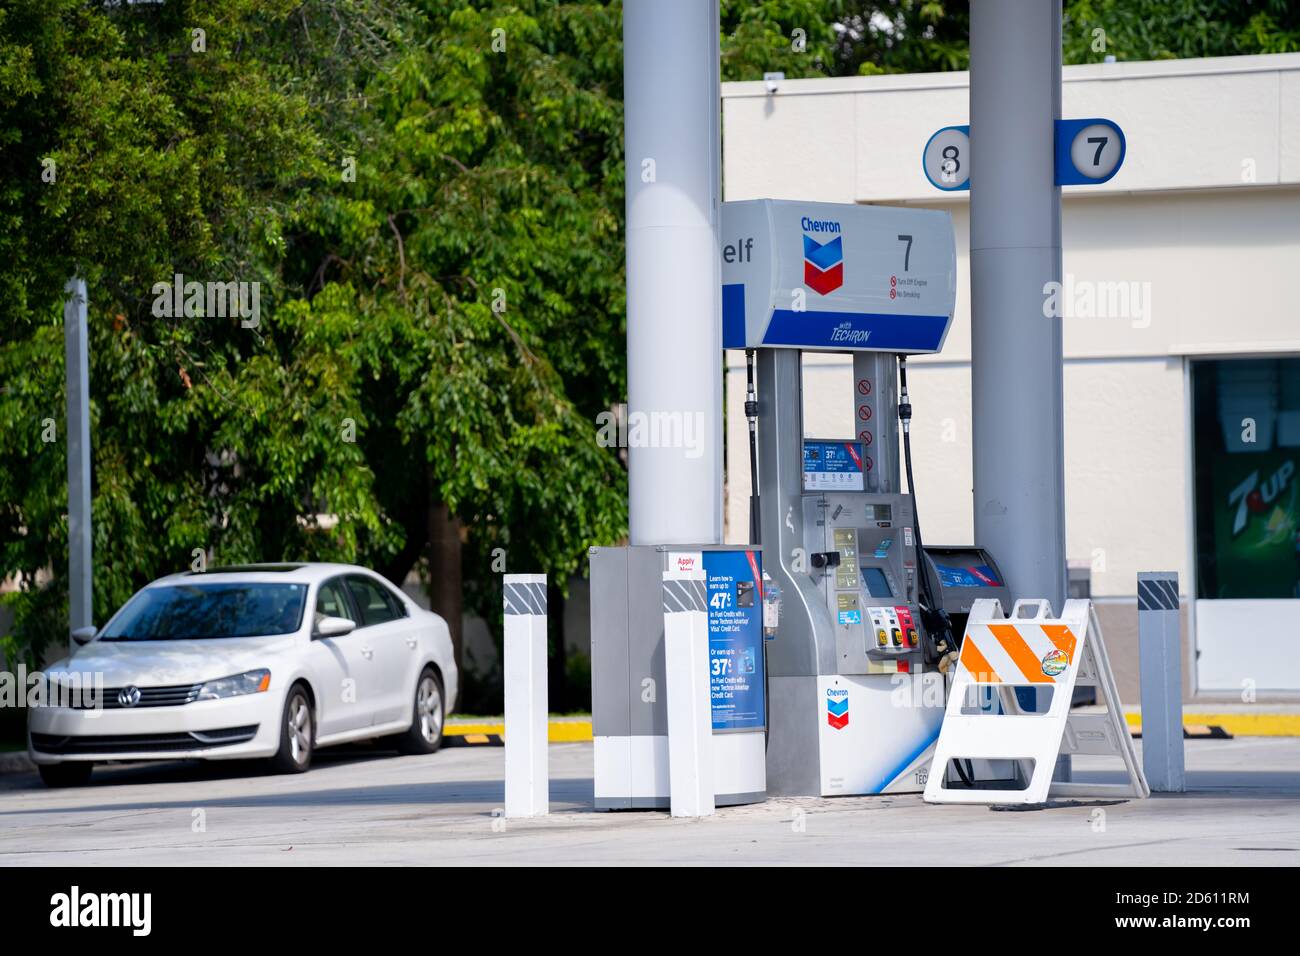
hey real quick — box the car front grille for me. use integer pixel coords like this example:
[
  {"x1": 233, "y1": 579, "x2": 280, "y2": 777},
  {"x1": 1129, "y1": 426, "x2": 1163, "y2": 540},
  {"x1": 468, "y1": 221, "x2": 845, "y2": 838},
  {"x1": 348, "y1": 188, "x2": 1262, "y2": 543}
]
[
  {"x1": 56, "y1": 682, "x2": 203, "y2": 710},
  {"x1": 30, "y1": 725, "x2": 259, "y2": 755}
]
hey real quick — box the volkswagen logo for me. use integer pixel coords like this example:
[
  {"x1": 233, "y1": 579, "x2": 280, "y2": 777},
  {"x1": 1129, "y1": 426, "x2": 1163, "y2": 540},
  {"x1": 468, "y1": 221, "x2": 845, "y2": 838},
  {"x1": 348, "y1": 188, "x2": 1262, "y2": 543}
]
[{"x1": 117, "y1": 685, "x2": 142, "y2": 708}]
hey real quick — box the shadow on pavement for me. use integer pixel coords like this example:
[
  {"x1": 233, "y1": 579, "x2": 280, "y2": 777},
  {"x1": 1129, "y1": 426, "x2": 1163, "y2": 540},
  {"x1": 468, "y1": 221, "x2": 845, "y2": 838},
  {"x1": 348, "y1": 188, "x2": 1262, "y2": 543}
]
[{"x1": 0, "y1": 742, "x2": 595, "y2": 814}]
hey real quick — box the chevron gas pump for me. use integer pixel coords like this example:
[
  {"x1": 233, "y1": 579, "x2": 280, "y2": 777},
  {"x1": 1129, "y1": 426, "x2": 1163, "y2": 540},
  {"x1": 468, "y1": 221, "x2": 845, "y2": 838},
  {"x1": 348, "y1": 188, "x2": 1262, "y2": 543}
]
[{"x1": 725, "y1": 200, "x2": 1008, "y2": 796}]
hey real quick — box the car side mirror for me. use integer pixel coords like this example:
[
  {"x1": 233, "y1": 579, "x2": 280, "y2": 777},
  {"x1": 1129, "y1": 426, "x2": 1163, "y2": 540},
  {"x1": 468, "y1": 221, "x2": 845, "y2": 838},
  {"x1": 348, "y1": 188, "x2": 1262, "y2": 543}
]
[
  {"x1": 314, "y1": 616, "x2": 356, "y2": 639},
  {"x1": 70, "y1": 626, "x2": 98, "y2": 646}
]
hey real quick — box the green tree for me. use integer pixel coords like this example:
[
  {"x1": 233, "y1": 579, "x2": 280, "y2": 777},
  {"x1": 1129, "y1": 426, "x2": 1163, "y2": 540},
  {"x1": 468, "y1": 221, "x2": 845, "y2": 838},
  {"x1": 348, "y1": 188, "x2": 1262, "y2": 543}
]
[
  {"x1": 1062, "y1": 0, "x2": 1300, "y2": 62},
  {"x1": 719, "y1": 1, "x2": 1300, "y2": 80},
  {"x1": 290, "y1": 0, "x2": 630, "y2": 705},
  {"x1": 0, "y1": 1, "x2": 630, "y2": 715},
  {"x1": 1, "y1": 0, "x2": 414, "y2": 666}
]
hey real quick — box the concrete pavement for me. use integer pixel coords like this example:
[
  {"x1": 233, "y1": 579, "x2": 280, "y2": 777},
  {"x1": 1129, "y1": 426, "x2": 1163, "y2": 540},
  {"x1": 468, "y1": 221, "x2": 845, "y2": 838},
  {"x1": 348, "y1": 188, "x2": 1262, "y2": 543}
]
[{"x1": 0, "y1": 738, "x2": 1297, "y2": 865}]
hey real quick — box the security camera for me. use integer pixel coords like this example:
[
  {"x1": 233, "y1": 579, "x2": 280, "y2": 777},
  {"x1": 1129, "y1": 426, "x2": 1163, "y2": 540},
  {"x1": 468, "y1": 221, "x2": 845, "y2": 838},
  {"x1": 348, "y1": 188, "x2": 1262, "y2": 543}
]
[{"x1": 764, "y1": 72, "x2": 784, "y2": 95}]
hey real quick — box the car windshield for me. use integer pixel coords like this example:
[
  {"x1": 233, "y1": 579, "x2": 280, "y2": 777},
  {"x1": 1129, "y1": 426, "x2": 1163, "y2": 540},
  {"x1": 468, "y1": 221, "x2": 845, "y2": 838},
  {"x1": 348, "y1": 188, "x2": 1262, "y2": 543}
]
[{"x1": 99, "y1": 583, "x2": 308, "y2": 640}]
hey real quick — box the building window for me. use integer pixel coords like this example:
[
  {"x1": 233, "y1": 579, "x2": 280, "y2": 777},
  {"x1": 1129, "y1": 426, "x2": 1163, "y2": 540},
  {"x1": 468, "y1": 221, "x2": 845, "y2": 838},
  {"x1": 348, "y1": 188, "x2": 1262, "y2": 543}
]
[{"x1": 1192, "y1": 357, "x2": 1300, "y2": 599}]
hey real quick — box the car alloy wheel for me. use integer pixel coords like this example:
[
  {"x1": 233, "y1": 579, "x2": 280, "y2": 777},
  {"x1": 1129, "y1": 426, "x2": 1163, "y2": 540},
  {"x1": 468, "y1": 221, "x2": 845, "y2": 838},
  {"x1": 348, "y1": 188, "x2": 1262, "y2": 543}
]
[
  {"x1": 287, "y1": 693, "x2": 311, "y2": 766},
  {"x1": 271, "y1": 686, "x2": 314, "y2": 774},
  {"x1": 416, "y1": 674, "x2": 443, "y2": 744}
]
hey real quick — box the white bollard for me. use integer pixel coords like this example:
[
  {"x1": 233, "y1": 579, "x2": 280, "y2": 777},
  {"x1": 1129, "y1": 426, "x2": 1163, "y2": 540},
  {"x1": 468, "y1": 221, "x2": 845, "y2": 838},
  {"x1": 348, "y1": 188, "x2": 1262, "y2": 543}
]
[
  {"x1": 1138, "y1": 571, "x2": 1185, "y2": 792},
  {"x1": 662, "y1": 569, "x2": 714, "y2": 817},
  {"x1": 504, "y1": 574, "x2": 548, "y2": 817}
]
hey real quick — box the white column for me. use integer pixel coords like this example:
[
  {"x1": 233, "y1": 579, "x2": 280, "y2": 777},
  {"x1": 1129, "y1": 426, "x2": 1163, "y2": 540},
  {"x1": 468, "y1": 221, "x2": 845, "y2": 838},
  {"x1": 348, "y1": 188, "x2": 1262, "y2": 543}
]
[
  {"x1": 969, "y1": 0, "x2": 1067, "y2": 610},
  {"x1": 63, "y1": 277, "x2": 92, "y2": 651},
  {"x1": 662, "y1": 569, "x2": 714, "y2": 817},
  {"x1": 504, "y1": 574, "x2": 548, "y2": 817},
  {"x1": 1138, "y1": 572, "x2": 1185, "y2": 792},
  {"x1": 623, "y1": 0, "x2": 723, "y2": 546}
]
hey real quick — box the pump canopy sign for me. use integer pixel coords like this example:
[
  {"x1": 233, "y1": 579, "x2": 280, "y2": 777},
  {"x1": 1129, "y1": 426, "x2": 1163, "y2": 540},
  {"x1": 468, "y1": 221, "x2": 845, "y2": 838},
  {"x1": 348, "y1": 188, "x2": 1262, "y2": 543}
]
[{"x1": 721, "y1": 199, "x2": 956, "y2": 354}]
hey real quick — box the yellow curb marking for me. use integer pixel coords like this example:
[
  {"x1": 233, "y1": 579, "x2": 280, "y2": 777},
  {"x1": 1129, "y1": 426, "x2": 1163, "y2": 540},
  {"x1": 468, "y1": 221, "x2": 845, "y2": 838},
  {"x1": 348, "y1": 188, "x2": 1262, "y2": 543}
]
[
  {"x1": 1123, "y1": 712, "x2": 1300, "y2": 737},
  {"x1": 444, "y1": 719, "x2": 594, "y2": 742}
]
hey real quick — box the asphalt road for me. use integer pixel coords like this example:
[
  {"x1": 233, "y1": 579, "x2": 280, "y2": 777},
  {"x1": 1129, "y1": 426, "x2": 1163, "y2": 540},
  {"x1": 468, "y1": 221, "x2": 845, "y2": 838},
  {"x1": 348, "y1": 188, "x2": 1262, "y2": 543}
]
[{"x1": 0, "y1": 738, "x2": 1297, "y2": 865}]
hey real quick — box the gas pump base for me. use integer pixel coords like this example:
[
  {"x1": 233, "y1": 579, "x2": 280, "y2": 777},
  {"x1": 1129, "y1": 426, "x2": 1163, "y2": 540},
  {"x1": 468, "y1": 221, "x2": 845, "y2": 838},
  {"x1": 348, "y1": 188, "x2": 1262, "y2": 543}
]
[
  {"x1": 590, "y1": 545, "x2": 767, "y2": 809},
  {"x1": 768, "y1": 676, "x2": 941, "y2": 797}
]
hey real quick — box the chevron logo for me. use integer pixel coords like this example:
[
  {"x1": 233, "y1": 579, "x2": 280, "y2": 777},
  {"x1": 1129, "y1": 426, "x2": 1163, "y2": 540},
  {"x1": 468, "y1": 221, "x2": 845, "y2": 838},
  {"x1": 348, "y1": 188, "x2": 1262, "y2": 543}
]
[
  {"x1": 826, "y1": 690, "x2": 849, "y2": 730},
  {"x1": 803, "y1": 233, "x2": 844, "y2": 296}
]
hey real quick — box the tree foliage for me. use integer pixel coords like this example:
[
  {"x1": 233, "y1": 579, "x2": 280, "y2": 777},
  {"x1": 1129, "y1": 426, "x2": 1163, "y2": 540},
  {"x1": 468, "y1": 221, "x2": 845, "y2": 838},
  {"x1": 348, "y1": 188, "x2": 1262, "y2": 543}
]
[
  {"x1": 719, "y1": 0, "x2": 1300, "y2": 80},
  {"x1": 2, "y1": 0, "x2": 392, "y2": 661},
  {"x1": 0, "y1": 0, "x2": 628, "y2": 668}
]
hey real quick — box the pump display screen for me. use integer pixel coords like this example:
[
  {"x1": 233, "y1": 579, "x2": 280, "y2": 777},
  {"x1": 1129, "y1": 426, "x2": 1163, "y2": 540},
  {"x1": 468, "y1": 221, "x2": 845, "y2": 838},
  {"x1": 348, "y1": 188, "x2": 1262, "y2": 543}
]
[
  {"x1": 861, "y1": 566, "x2": 894, "y2": 598},
  {"x1": 933, "y1": 564, "x2": 1002, "y2": 588},
  {"x1": 802, "y1": 441, "x2": 865, "y2": 492}
]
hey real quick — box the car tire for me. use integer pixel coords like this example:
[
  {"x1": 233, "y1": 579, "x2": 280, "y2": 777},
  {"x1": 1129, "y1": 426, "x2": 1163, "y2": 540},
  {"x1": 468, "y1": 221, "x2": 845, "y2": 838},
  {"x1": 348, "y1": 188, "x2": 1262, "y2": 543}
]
[
  {"x1": 38, "y1": 762, "x2": 94, "y2": 788},
  {"x1": 271, "y1": 685, "x2": 314, "y2": 774},
  {"x1": 395, "y1": 668, "x2": 444, "y2": 755}
]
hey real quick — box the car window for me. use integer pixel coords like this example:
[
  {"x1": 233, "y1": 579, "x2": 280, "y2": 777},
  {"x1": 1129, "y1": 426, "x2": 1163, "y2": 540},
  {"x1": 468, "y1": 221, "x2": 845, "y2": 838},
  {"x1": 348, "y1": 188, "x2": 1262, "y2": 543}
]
[
  {"x1": 315, "y1": 579, "x2": 355, "y2": 629},
  {"x1": 99, "y1": 583, "x2": 307, "y2": 640},
  {"x1": 345, "y1": 576, "x2": 404, "y2": 627}
]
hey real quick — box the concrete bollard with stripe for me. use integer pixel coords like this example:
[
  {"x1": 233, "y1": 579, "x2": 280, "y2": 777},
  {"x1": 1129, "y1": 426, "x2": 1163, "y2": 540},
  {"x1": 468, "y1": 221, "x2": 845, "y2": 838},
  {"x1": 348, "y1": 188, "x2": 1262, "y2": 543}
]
[
  {"x1": 1138, "y1": 571, "x2": 1185, "y2": 792},
  {"x1": 662, "y1": 569, "x2": 715, "y2": 818},
  {"x1": 504, "y1": 574, "x2": 548, "y2": 817}
]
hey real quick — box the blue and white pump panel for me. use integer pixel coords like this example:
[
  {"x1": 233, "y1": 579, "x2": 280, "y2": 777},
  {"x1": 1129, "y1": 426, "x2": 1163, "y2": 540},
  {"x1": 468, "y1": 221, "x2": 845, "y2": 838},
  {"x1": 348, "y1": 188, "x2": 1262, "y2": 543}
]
[{"x1": 721, "y1": 199, "x2": 957, "y2": 354}]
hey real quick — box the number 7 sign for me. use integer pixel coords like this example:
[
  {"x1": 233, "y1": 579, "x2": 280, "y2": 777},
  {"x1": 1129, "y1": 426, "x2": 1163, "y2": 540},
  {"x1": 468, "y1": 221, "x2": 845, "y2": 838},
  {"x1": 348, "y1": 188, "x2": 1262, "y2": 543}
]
[{"x1": 1054, "y1": 117, "x2": 1126, "y2": 185}]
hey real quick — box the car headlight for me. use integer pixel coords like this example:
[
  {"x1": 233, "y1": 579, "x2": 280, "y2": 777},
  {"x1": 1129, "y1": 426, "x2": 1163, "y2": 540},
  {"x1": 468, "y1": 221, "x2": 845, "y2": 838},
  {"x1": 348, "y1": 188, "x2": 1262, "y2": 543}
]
[{"x1": 196, "y1": 669, "x2": 271, "y2": 701}]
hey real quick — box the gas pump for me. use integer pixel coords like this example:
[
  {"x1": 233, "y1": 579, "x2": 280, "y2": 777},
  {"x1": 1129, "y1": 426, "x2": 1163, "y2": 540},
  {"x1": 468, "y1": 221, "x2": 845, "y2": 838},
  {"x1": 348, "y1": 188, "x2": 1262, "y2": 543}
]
[{"x1": 724, "y1": 200, "x2": 1009, "y2": 796}]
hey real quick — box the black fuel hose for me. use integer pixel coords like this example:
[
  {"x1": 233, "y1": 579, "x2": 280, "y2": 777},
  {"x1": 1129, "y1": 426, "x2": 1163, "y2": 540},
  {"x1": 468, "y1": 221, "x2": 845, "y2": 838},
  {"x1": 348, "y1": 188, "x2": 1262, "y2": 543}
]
[{"x1": 899, "y1": 355, "x2": 974, "y2": 789}]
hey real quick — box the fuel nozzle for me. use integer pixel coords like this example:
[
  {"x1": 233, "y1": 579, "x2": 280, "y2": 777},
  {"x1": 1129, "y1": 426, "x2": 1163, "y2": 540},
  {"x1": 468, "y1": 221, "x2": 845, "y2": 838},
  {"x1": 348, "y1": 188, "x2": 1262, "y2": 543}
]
[
  {"x1": 918, "y1": 603, "x2": 956, "y2": 667},
  {"x1": 898, "y1": 380, "x2": 912, "y2": 434}
]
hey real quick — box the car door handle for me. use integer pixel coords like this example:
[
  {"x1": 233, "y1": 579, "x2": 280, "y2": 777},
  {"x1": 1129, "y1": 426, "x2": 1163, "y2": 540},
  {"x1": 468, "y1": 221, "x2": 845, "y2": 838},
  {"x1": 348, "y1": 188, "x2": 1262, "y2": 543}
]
[{"x1": 360, "y1": 646, "x2": 374, "y2": 660}]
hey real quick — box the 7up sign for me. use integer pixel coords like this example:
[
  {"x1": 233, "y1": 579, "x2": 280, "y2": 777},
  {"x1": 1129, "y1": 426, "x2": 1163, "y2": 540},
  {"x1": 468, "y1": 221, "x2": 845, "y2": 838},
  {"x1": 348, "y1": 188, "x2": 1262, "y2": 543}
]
[
  {"x1": 1213, "y1": 452, "x2": 1300, "y2": 600},
  {"x1": 1228, "y1": 460, "x2": 1296, "y2": 536}
]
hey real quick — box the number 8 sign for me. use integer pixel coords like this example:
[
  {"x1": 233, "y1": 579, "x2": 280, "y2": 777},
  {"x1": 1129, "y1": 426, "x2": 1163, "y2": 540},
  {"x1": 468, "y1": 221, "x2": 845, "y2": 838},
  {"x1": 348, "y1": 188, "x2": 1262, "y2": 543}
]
[{"x1": 922, "y1": 125, "x2": 971, "y2": 192}]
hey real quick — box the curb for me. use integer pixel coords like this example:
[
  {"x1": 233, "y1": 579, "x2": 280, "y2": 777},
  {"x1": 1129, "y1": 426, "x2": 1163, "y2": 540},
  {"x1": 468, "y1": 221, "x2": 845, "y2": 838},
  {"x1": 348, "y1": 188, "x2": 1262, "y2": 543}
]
[
  {"x1": 444, "y1": 733, "x2": 504, "y2": 748},
  {"x1": 444, "y1": 717, "x2": 592, "y2": 745},
  {"x1": 1123, "y1": 712, "x2": 1300, "y2": 737},
  {"x1": 1129, "y1": 724, "x2": 1233, "y2": 740}
]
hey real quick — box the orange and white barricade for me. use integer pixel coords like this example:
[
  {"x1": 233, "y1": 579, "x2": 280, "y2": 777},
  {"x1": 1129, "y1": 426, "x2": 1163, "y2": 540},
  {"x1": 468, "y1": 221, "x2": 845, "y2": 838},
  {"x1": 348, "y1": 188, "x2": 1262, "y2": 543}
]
[{"x1": 924, "y1": 598, "x2": 1148, "y2": 805}]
